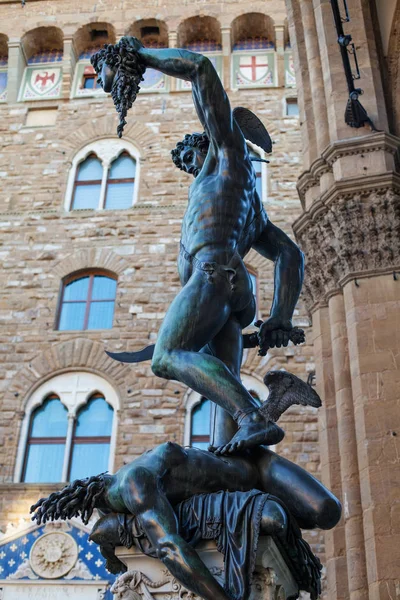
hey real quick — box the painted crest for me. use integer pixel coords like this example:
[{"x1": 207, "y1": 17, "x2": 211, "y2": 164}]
[
  {"x1": 22, "y1": 66, "x2": 62, "y2": 100},
  {"x1": 238, "y1": 55, "x2": 270, "y2": 82},
  {"x1": 31, "y1": 68, "x2": 60, "y2": 95}
]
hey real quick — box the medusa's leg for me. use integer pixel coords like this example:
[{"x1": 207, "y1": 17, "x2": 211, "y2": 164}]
[{"x1": 255, "y1": 446, "x2": 342, "y2": 530}]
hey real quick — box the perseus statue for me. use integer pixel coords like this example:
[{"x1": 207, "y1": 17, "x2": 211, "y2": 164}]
[{"x1": 92, "y1": 37, "x2": 306, "y2": 455}]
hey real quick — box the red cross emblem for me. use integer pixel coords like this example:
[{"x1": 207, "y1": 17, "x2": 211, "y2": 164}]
[{"x1": 239, "y1": 55, "x2": 270, "y2": 82}]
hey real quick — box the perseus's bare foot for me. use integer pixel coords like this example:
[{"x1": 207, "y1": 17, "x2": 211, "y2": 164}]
[{"x1": 209, "y1": 411, "x2": 285, "y2": 455}]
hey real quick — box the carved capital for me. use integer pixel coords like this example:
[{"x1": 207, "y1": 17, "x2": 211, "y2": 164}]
[
  {"x1": 297, "y1": 132, "x2": 400, "y2": 206},
  {"x1": 294, "y1": 185, "x2": 400, "y2": 311}
]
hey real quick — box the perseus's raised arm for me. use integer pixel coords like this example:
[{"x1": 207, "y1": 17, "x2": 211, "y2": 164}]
[{"x1": 137, "y1": 46, "x2": 237, "y2": 147}]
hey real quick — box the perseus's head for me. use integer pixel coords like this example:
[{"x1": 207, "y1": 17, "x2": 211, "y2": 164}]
[{"x1": 171, "y1": 132, "x2": 210, "y2": 177}]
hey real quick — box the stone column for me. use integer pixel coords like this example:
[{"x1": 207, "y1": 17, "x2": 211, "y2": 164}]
[
  {"x1": 294, "y1": 163, "x2": 400, "y2": 599},
  {"x1": 285, "y1": 0, "x2": 317, "y2": 171},
  {"x1": 312, "y1": 307, "x2": 349, "y2": 600},
  {"x1": 297, "y1": 0, "x2": 329, "y2": 159},
  {"x1": 328, "y1": 293, "x2": 368, "y2": 600},
  {"x1": 168, "y1": 31, "x2": 177, "y2": 92},
  {"x1": 6, "y1": 39, "x2": 25, "y2": 104},
  {"x1": 62, "y1": 37, "x2": 76, "y2": 99},
  {"x1": 343, "y1": 275, "x2": 400, "y2": 599},
  {"x1": 221, "y1": 27, "x2": 231, "y2": 91},
  {"x1": 274, "y1": 24, "x2": 285, "y2": 88},
  {"x1": 168, "y1": 31, "x2": 177, "y2": 48},
  {"x1": 312, "y1": 0, "x2": 388, "y2": 141}
]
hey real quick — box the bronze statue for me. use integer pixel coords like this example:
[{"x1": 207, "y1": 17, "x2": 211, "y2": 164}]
[
  {"x1": 31, "y1": 441, "x2": 340, "y2": 600},
  {"x1": 31, "y1": 372, "x2": 340, "y2": 600},
  {"x1": 28, "y1": 40, "x2": 344, "y2": 599},
  {"x1": 92, "y1": 38, "x2": 306, "y2": 455}
]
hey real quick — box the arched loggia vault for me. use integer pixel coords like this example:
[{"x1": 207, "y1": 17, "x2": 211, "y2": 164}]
[
  {"x1": 177, "y1": 16, "x2": 222, "y2": 49},
  {"x1": 73, "y1": 22, "x2": 116, "y2": 58}
]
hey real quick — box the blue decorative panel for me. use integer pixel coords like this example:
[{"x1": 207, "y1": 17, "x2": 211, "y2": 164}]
[
  {"x1": 73, "y1": 62, "x2": 106, "y2": 98},
  {"x1": 27, "y1": 50, "x2": 63, "y2": 64},
  {"x1": 233, "y1": 38, "x2": 274, "y2": 50},
  {"x1": 0, "y1": 522, "x2": 114, "y2": 599},
  {"x1": 185, "y1": 41, "x2": 222, "y2": 52},
  {"x1": 79, "y1": 46, "x2": 104, "y2": 60},
  {"x1": 141, "y1": 67, "x2": 168, "y2": 92}
]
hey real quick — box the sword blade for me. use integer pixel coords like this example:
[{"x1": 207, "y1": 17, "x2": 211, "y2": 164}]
[{"x1": 105, "y1": 344, "x2": 155, "y2": 363}]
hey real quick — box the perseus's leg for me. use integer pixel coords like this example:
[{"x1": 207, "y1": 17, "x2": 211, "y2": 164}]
[
  {"x1": 201, "y1": 316, "x2": 242, "y2": 448},
  {"x1": 254, "y1": 446, "x2": 342, "y2": 530},
  {"x1": 152, "y1": 270, "x2": 284, "y2": 452}
]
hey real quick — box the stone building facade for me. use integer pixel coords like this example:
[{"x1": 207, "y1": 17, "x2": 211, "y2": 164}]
[{"x1": 0, "y1": 0, "x2": 320, "y2": 598}]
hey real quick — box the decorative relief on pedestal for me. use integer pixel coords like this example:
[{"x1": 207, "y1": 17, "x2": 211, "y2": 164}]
[
  {"x1": 29, "y1": 531, "x2": 78, "y2": 579},
  {"x1": 110, "y1": 568, "x2": 225, "y2": 600},
  {"x1": 110, "y1": 566, "x2": 288, "y2": 600},
  {"x1": 251, "y1": 568, "x2": 286, "y2": 600},
  {"x1": 294, "y1": 188, "x2": 400, "y2": 310},
  {"x1": 7, "y1": 558, "x2": 39, "y2": 580},
  {"x1": 111, "y1": 570, "x2": 171, "y2": 600}
]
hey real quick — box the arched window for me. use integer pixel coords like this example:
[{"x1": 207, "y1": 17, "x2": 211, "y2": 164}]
[
  {"x1": 23, "y1": 395, "x2": 68, "y2": 483},
  {"x1": 72, "y1": 23, "x2": 115, "y2": 98},
  {"x1": 125, "y1": 20, "x2": 169, "y2": 92},
  {"x1": 65, "y1": 139, "x2": 140, "y2": 211},
  {"x1": 176, "y1": 16, "x2": 223, "y2": 91},
  {"x1": 231, "y1": 14, "x2": 276, "y2": 89},
  {"x1": 105, "y1": 153, "x2": 136, "y2": 209},
  {"x1": 19, "y1": 27, "x2": 63, "y2": 101},
  {"x1": 69, "y1": 394, "x2": 114, "y2": 480},
  {"x1": 16, "y1": 372, "x2": 119, "y2": 484},
  {"x1": 190, "y1": 397, "x2": 211, "y2": 449},
  {"x1": 72, "y1": 154, "x2": 103, "y2": 210},
  {"x1": 57, "y1": 272, "x2": 117, "y2": 331}
]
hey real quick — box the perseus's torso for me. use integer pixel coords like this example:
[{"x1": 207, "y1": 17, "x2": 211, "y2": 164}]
[{"x1": 179, "y1": 146, "x2": 267, "y2": 283}]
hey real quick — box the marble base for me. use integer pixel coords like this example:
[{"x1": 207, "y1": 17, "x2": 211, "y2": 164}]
[{"x1": 111, "y1": 537, "x2": 300, "y2": 600}]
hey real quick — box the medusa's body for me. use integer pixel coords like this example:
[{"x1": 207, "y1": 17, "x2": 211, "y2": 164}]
[{"x1": 32, "y1": 442, "x2": 341, "y2": 600}]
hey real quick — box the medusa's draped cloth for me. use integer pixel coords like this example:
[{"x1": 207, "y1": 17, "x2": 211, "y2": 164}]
[
  {"x1": 118, "y1": 490, "x2": 321, "y2": 600},
  {"x1": 177, "y1": 489, "x2": 268, "y2": 600}
]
